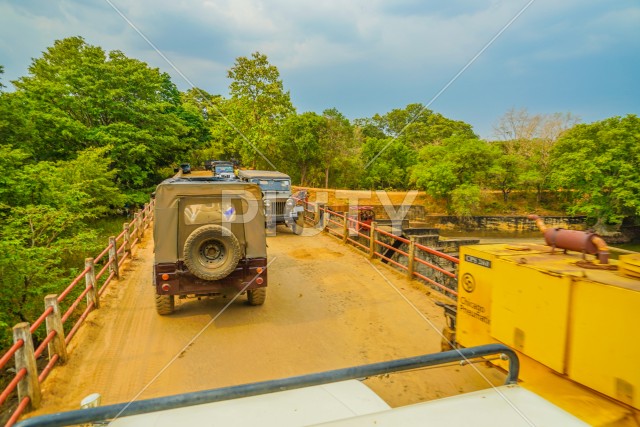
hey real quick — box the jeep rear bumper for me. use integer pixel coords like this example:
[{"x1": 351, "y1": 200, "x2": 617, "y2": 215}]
[{"x1": 154, "y1": 257, "x2": 267, "y2": 296}]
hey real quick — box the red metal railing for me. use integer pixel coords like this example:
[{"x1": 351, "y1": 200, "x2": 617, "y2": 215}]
[{"x1": 0, "y1": 201, "x2": 155, "y2": 426}]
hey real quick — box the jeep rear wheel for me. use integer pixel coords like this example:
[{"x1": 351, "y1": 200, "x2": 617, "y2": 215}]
[
  {"x1": 155, "y1": 294, "x2": 174, "y2": 315},
  {"x1": 247, "y1": 288, "x2": 266, "y2": 306},
  {"x1": 183, "y1": 224, "x2": 242, "y2": 280}
]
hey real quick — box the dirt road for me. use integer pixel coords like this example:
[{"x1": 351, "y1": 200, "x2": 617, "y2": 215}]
[{"x1": 28, "y1": 226, "x2": 504, "y2": 418}]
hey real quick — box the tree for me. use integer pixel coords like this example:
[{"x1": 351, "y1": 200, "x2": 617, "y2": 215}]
[
  {"x1": 279, "y1": 112, "x2": 324, "y2": 185},
  {"x1": 493, "y1": 108, "x2": 581, "y2": 203},
  {"x1": 319, "y1": 108, "x2": 355, "y2": 188},
  {"x1": 411, "y1": 135, "x2": 496, "y2": 210},
  {"x1": 550, "y1": 115, "x2": 640, "y2": 227},
  {"x1": 451, "y1": 184, "x2": 482, "y2": 217},
  {"x1": 11, "y1": 37, "x2": 202, "y2": 199},
  {"x1": 488, "y1": 148, "x2": 523, "y2": 203},
  {"x1": 0, "y1": 147, "x2": 123, "y2": 348},
  {"x1": 369, "y1": 103, "x2": 476, "y2": 149},
  {"x1": 0, "y1": 146, "x2": 30, "y2": 212},
  {"x1": 358, "y1": 104, "x2": 476, "y2": 191},
  {"x1": 361, "y1": 137, "x2": 416, "y2": 190},
  {"x1": 185, "y1": 92, "x2": 244, "y2": 165},
  {"x1": 227, "y1": 52, "x2": 295, "y2": 168}
]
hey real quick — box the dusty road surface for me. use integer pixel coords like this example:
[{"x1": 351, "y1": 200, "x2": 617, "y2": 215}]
[{"x1": 26, "y1": 225, "x2": 504, "y2": 420}]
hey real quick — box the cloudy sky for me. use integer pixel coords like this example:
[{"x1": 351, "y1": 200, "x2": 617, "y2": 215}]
[{"x1": 1, "y1": 0, "x2": 638, "y2": 138}]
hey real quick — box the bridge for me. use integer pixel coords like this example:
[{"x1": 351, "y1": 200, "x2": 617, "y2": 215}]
[{"x1": 0, "y1": 201, "x2": 503, "y2": 425}]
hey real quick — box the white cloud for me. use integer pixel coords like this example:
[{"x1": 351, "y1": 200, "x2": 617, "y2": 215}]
[{"x1": 0, "y1": 0, "x2": 638, "y2": 136}]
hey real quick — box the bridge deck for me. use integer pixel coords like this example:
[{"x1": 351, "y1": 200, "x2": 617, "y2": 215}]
[{"x1": 25, "y1": 227, "x2": 504, "y2": 418}]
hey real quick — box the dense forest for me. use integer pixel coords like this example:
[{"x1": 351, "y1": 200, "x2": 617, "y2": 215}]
[{"x1": 0, "y1": 36, "x2": 639, "y2": 347}]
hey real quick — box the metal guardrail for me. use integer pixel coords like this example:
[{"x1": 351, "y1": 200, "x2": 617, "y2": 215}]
[
  {"x1": 15, "y1": 344, "x2": 519, "y2": 427},
  {"x1": 0, "y1": 201, "x2": 155, "y2": 426}
]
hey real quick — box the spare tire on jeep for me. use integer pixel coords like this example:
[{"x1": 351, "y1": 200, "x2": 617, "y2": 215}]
[{"x1": 183, "y1": 224, "x2": 242, "y2": 280}]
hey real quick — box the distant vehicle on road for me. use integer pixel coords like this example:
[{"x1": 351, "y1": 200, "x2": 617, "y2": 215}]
[
  {"x1": 213, "y1": 161, "x2": 235, "y2": 179},
  {"x1": 204, "y1": 160, "x2": 236, "y2": 179},
  {"x1": 237, "y1": 170, "x2": 293, "y2": 226}
]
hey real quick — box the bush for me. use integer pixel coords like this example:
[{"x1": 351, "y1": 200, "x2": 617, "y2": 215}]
[{"x1": 451, "y1": 184, "x2": 481, "y2": 217}]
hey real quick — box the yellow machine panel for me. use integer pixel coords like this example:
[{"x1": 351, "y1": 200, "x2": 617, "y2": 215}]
[
  {"x1": 490, "y1": 259, "x2": 571, "y2": 373},
  {"x1": 568, "y1": 275, "x2": 640, "y2": 409},
  {"x1": 456, "y1": 246, "x2": 497, "y2": 349},
  {"x1": 619, "y1": 253, "x2": 640, "y2": 279},
  {"x1": 456, "y1": 243, "x2": 640, "y2": 416},
  {"x1": 457, "y1": 245, "x2": 550, "y2": 351}
]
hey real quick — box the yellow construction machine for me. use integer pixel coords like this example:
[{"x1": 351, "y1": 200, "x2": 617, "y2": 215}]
[{"x1": 443, "y1": 215, "x2": 640, "y2": 426}]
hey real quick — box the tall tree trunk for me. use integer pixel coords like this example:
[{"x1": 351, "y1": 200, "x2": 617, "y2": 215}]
[
  {"x1": 300, "y1": 164, "x2": 307, "y2": 186},
  {"x1": 325, "y1": 167, "x2": 330, "y2": 189},
  {"x1": 536, "y1": 184, "x2": 542, "y2": 204}
]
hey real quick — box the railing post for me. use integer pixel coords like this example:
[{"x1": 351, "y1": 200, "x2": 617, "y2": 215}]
[
  {"x1": 143, "y1": 203, "x2": 150, "y2": 229},
  {"x1": 342, "y1": 212, "x2": 349, "y2": 243},
  {"x1": 85, "y1": 257, "x2": 99, "y2": 309},
  {"x1": 13, "y1": 322, "x2": 42, "y2": 410},
  {"x1": 369, "y1": 221, "x2": 377, "y2": 259},
  {"x1": 149, "y1": 199, "x2": 155, "y2": 222},
  {"x1": 136, "y1": 210, "x2": 144, "y2": 240},
  {"x1": 44, "y1": 295, "x2": 68, "y2": 363},
  {"x1": 123, "y1": 222, "x2": 132, "y2": 258},
  {"x1": 316, "y1": 204, "x2": 324, "y2": 229},
  {"x1": 407, "y1": 236, "x2": 416, "y2": 280},
  {"x1": 108, "y1": 236, "x2": 120, "y2": 279}
]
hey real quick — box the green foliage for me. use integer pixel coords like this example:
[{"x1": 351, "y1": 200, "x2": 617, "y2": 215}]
[
  {"x1": 10, "y1": 36, "x2": 203, "y2": 198},
  {"x1": 279, "y1": 112, "x2": 324, "y2": 185},
  {"x1": 357, "y1": 104, "x2": 477, "y2": 192},
  {"x1": 550, "y1": 115, "x2": 640, "y2": 225},
  {"x1": 369, "y1": 103, "x2": 476, "y2": 148},
  {"x1": 318, "y1": 108, "x2": 357, "y2": 188},
  {"x1": 227, "y1": 51, "x2": 295, "y2": 168},
  {"x1": 0, "y1": 146, "x2": 123, "y2": 349},
  {"x1": 0, "y1": 206, "x2": 103, "y2": 347},
  {"x1": 361, "y1": 137, "x2": 416, "y2": 190},
  {"x1": 18, "y1": 147, "x2": 124, "y2": 216},
  {"x1": 0, "y1": 92, "x2": 47, "y2": 157},
  {"x1": 411, "y1": 135, "x2": 495, "y2": 205},
  {"x1": 182, "y1": 88, "x2": 238, "y2": 166},
  {"x1": 451, "y1": 184, "x2": 481, "y2": 216},
  {"x1": 0, "y1": 146, "x2": 31, "y2": 211},
  {"x1": 488, "y1": 150, "x2": 523, "y2": 203}
]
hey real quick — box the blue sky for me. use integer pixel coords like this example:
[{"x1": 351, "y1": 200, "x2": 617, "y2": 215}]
[{"x1": 1, "y1": 0, "x2": 638, "y2": 139}]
